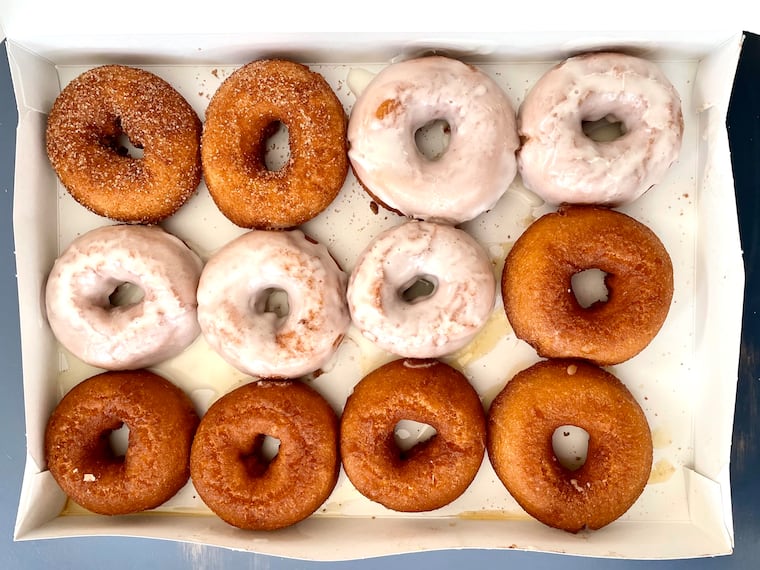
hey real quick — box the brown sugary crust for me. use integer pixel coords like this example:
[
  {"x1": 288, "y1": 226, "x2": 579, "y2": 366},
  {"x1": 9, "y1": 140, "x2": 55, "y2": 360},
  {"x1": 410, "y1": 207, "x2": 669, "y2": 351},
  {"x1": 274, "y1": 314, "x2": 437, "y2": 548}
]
[
  {"x1": 44, "y1": 370, "x2": 199, "y2": 515},
  {"x1": 501, "y1": 205, "x2": 674, "y2": 365},
  {"x1": 487, "y1": 359, "x2": 653, "y2": 532},
  {"x1": 201, "y1": 59, "x2": 349, "y2": 229},
  {"x1": 46, "y1": 65, "x2": 202, "y2": 224},
  {"x1": 340, "y1": 359, "x2": 486, "y2": 512},
  {"x1": 349, "y1": 162, "x2": 406, "y2": 218},
  {"x1": 190, "y1": 380, "x2": 339, "y2": 530}
]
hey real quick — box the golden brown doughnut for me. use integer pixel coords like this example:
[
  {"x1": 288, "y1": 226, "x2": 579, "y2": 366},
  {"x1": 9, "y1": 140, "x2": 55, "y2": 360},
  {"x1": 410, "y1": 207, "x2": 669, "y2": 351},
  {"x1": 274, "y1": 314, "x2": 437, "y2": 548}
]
[
  {"x1": 44, "y1": 370, "x2": 199, "y2": 515},
  {"x1": 201, "y1": 59, "x2": 349, "y2": 229},
  {"x1": 502, "y1": 205, "x2": 673, "y2": 365},
  {"x1": 46, "y1": 65, "x2": 202, "y2": 224},
  {"x1": 340, "y1": 359, "x2": 486, "y2": 512},
  {"x1": 190, "y1": 380, "x2": 339, "y2": 530},
  {"x1": 487, "y1": 359, "x2": 653, "y2": 532}
]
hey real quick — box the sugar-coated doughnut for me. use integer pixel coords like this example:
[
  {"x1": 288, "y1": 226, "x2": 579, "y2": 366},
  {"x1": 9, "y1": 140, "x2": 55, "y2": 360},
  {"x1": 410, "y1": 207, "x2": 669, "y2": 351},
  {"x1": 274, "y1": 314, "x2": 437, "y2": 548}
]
[
  {"x1": 518, "y1": 52, "x2": 683, "y2": 206},
  {"x1": 45, "y1": 224, "x2": 203, "y2": 370},
  {"x1": 190, "y1": 380, "x2": 339, "y2": 530},
  {"x1": 46, "y1": 65, "x2": 202, "y2": 223},
  {"x1": 197, "y1": 229, "x2": 350, "y2": 378},
  {"x1": 487, "y1": 359, "x2": 653, "y2": 532},
  {"x1": 340, "y1": 359, "x2": 486, "y2": 512},
  {"x1": 348, "y1": 56, "x2": 519, "y2": 223},
  {"x1": 44, "y1": 370, "x2": 199, "y2": 515},
  {"x1": 201, "y1": 59, "x2": 348, "y2": 229},
  {"x1": 347, "y1": 220, "x2": 496, "y2": 358},
  {"x1": 502, "y1": 206, "x2": 673, "y2": 365}
]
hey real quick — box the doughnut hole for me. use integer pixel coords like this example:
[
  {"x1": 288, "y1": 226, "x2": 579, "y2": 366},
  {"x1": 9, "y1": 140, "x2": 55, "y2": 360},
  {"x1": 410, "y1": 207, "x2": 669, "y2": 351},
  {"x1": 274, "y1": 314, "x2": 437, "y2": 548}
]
[
  {"x1": 240, "y1": 434, "x2": 281, "y2": 478},
  {"x1": 108, "y1": 282, "x2": 145, "y2": 307},
  {"x1": 581, "y1": 115, "x2": 627, "y2": 143},
  {"x1": 263, "y1": 120, "x2": 291, "y2": 171},
  {"x1": 414, "y1": 119, "x2": 451, "y2": 161},
  {"x1": 104, "y1": 117, "x2": 144, "y2": 159},
  {"x1": 253, "y1": 287, "x2": 290, "y2": 319},
  {"x1": 107, "y1": 422, "x2": 130, "y2": 460},
  {"x1": 114, "y1": 130, "x2": 145, "y2": 159},
  {"x1": 399, "y1": 275, "x2": 438, "y2": 304},
  {"x1": 551, "y1": 424, "x2": 590, "y2": 471},
  {"x1": 571, "y1": 268, "x2": 609, "y2": 309},
  {"x1": 393, "y1": 419, "x2": 438, "y2": 460}
]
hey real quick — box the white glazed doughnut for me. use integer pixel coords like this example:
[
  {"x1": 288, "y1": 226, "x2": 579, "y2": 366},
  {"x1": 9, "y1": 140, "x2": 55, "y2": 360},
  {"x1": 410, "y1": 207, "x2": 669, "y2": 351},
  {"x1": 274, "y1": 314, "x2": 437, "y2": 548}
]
[
  {"x1": 347, "y1": 220, "x2": 496, "y2": 358},
  {"x1": 347, "y1": 56, "x2": 519, "y2": 224},
  {"x1": 45, "y1": 225, "x2": 202, "y2": 369},
  {"x1": 197, "y1": 230, "x2": 350, "y2": 378},
  {"x1": 517, "y1": 52, "x2": 684, "y2": 206}
]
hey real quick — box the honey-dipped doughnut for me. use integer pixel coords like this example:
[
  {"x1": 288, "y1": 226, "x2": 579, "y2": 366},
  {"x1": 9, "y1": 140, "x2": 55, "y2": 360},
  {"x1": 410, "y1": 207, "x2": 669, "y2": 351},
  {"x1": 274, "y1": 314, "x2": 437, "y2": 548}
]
[
  {"x1": 502, "y1": 205, "x2": 673, "y2": 365},
  {"x1": 44, "y1": 370, "x2": 199, "y2": 515},
  {"x1": 487, "y1": 359, "x2": 653, "y2": 532},
  {"x1": 340, "y1": 359, "x2": 486, "y2": 512},
  {"x1": 190, "y1": 380, "x2": 340, "y2": 530}
]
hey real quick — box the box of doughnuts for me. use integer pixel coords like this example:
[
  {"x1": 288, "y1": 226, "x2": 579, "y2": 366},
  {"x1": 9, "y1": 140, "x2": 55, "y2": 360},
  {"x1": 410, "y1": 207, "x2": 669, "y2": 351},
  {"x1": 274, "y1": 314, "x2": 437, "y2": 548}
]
[{"x1": 1, "y1": 5, "x2": 748, "y2": 561}]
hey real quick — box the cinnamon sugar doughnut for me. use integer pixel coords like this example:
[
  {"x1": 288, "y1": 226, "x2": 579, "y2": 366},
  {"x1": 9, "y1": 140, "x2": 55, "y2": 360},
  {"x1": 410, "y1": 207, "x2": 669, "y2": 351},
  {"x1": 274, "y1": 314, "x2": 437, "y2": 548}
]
[
  {"x1": 46, "y1": 65, "x2": 202, "y2": 223},
  {"x1": 518, "y1": 52, "x2": 683, "y2": 206},
  {"x1": 201, "y1": 59, "x2": 348, "y2": 229},
  {"x1": 340, "y1": 359, "x2": 486, "y2": 512},
  {"x1": 190, "y1": 380, "x2": 339, "y2": 530},
  {"x1": 502, "y1": 206, "x2": 673, "y2": 365},
  {"x1": 487, "y1": 359, "x2": 653, "y2": 532},
  {"x1": 44, "y1": 370, "x2": 199, "y2": 515}
]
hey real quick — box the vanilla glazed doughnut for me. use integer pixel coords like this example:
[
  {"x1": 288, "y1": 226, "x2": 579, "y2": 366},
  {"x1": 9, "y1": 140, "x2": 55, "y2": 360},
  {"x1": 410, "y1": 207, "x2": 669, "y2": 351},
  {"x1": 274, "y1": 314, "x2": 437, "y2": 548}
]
[
  {"x1": 46, "y1": 65, "x2": 202, "y2": 223},
  {"x1": 197, "y1": 230, "x2": 350, "y2": 378},
  {"x1": 201, "y1": 59, "x2": 348, "y2": 229},
  {"x1": 45, "y1": 370, "x2": 199, "y2": 515},
  {"x1": 348, "y1": 56, "x2": 519, "y2": 224},
  {"x1": 347, "y1": 220, "x2": 496, "y2": 358},
  {"x1": 45, "y1": 225, "x2": 203, "y2": 370},
  {"x1": 487, "y1": 359, "x2": 653, "y2": 532},
  {"x1": 517, "y1": 52, "x2": 683, "y2": 206},
  {"x1": 190, "y1": 379, "x2": 340, "y2": 530},
  {"x1": 340, "y1": 359, "x2": 486, "y2": 512},
  {"x1": 502, "y1": 206, "x2": 673, "y2": 365}
]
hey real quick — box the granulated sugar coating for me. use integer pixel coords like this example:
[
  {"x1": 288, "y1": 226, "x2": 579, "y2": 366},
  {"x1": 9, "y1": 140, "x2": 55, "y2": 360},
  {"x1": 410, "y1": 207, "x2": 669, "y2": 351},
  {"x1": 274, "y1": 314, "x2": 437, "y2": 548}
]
[
  {"x1": 200, "y1": 59, "x2": 349, "y2": 229},
  {"x1": 46, "y1": 65, "x2": 203, "y2": 224}
]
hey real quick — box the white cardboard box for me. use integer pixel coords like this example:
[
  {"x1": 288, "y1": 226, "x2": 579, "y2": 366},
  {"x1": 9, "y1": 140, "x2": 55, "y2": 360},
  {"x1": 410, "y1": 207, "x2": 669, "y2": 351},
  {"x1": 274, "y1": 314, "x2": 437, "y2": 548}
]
[{"x1": 0, "y1": 8, "x2": 747, "y2": 561}]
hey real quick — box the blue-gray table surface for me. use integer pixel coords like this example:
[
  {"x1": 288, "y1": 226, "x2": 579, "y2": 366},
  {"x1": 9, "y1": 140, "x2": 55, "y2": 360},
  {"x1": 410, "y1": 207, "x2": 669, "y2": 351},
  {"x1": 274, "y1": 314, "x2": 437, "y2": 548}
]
[{"x1": 1, "y1": 35, "x2": 759, "y2": 569}]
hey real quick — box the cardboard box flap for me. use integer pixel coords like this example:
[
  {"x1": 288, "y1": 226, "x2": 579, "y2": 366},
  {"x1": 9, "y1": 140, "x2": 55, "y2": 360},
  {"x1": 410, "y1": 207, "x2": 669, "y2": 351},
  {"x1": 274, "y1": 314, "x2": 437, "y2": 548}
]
[
  {"x1": 0, "y1": 0, "x2": 755, "y2": 42},
  {"x1": 692, "y1": 32, "x2": 745, "y2": 486},
  {"x1": 14, "y1": 459, "x2": 66, "y2": 540}
]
